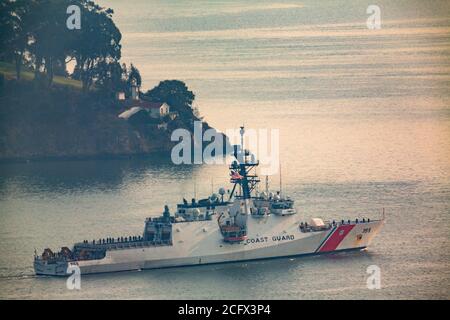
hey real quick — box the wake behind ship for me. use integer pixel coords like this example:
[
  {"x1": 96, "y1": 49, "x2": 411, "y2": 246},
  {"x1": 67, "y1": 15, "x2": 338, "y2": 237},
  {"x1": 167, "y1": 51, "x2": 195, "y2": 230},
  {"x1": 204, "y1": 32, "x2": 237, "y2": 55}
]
[{"x1": 34, "y1": 127, "x2": 384, "y2": 276}]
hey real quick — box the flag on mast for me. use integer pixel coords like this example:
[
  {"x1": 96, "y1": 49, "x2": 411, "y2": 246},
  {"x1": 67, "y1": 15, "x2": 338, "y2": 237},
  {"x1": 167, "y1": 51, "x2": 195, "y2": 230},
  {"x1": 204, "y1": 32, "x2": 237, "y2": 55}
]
[{"x1": 231, "y1": 171, "x2": 243, "y2": 180}]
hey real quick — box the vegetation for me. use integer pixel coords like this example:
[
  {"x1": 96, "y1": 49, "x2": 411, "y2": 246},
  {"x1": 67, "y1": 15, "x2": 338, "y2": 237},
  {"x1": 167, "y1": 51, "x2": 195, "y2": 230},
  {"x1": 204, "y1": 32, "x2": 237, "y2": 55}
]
[
  {"x1": 0, "y1": 0, "x2": 210, "y2": 161},
  {"x1": 0, "y1": 78, "x2": 174, "y2": 160},
  {"x1": 0, "y1": 61, "x2": 82, "y2": 89},
  {"x1": 0, "y1": 0, "x2": 196, "y2": 106},
  {"x1": 0, "y1": 0, "x2": 126, "y2": 94}
]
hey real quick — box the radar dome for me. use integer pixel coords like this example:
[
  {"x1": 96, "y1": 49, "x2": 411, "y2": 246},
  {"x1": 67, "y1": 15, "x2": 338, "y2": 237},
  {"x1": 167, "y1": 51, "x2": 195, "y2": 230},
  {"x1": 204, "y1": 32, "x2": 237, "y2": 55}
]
[
  {"x1": 219, "y1": 187, "x2": 226, "y2": 195},
  {"x1": 193, "y1": 208, "x2": 200, "y2": 217}
]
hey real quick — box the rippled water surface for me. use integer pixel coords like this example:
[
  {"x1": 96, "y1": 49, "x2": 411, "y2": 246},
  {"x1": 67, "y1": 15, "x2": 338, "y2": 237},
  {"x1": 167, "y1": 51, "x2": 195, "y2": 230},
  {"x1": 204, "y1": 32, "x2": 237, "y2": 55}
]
[{"x1": 1, "y1": 0, "x2": 449, "y2": 299}]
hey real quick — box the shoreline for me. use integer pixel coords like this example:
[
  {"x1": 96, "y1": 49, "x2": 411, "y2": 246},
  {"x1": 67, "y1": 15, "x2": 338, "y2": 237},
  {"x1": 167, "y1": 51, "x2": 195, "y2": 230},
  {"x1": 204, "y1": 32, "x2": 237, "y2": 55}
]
[{"x1": 0, "y1": 151, "x2": 173, "y2": 165}]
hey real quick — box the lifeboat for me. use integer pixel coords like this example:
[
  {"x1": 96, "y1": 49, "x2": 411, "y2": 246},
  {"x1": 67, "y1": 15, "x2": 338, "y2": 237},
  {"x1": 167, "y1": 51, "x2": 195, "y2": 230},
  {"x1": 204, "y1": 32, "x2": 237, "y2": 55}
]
[
  {"x1": 223, "y1": 235, "x2": 248, "y2": 242},
  {"x1": 220, "y1": 225, "x2": 247, "y2": 243},
  {"x1": 41, "y1": 248, "x2": 54, "y2": 260}
]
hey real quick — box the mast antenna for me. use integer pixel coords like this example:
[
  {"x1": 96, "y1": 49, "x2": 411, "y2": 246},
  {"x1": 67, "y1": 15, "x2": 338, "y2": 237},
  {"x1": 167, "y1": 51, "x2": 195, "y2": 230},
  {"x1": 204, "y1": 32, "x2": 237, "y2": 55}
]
[
  {"x1": 194, "y1": 178, "x2": 197, "y2": 199},
  {"x1": 240, "y1": 125, "x2": 245, "y2": 153},
  {"x1": 279, "y1": 163, "x2": 282, "y2": 197}
]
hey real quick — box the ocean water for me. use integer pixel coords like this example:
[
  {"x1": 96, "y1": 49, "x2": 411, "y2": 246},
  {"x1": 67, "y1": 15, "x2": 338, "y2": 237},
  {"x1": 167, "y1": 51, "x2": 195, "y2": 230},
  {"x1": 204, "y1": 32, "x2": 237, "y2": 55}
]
[{"x1": 1, "y1": 0, "x2": 450, "y2": 299}]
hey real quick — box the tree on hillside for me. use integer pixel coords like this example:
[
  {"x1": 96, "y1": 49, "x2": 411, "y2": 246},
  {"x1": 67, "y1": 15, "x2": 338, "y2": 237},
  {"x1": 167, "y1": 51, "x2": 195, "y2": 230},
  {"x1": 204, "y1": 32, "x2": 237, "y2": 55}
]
[
  {"x1": 28, "y1": 0, "x2": 72, "y2": 86},
  {"x1": 0, "y1": 0, "x2": 32, "y2": 80},
  {"x1": 69, "y1": 2, "x2": 121, "y2": 92},
  {"x1": 113, "y1": 63, "x2": 142, "y2": 98},
  {"x1": 144, "y1": 80, "x2": 195, "y2": 118},
  {"x1": 127, "y1": 63, "x2": 141, "y2": 89},
  {"x1": 94, "y1": 60, "x2": 127, "y2": 96},
  {"x1": 0, "y1": 0, "x2": 122, "y2": 90}
]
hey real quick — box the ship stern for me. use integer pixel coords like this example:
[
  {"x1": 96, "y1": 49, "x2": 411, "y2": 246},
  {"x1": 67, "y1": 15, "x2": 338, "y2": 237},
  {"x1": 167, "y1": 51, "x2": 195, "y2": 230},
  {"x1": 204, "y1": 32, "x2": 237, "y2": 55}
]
[{"x1": 34, "y1": 259, "x2": 69, "y2": 277}]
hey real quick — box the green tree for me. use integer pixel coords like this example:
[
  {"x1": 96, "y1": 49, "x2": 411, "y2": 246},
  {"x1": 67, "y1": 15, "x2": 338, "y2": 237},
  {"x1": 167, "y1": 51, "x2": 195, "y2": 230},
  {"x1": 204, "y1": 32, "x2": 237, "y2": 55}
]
[
  {"x1": 70, "y1": 1, "x2": 122, "y2": 92},
  {"x1": 127, "y1": 63, "x2": 141, "y2": 89},
  {"x1": 27, "y1": 0, "x2": 72, "y2": 86},
  {"x1": 94, "y1": 60, "x2": 127, "y2": 96},
  {"x1": 0, "y1": 0, "x2": 32, "y2": 80},
  {"x1": 1, "y1": 0, "x2": 122, "y2": 91}
]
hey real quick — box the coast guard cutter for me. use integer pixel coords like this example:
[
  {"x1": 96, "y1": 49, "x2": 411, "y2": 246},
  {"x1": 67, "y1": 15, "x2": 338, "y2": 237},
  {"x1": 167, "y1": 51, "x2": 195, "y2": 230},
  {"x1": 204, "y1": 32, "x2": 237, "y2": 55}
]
[{"x1": 34, "y1": 127, "x2": 384, "y2": 276}]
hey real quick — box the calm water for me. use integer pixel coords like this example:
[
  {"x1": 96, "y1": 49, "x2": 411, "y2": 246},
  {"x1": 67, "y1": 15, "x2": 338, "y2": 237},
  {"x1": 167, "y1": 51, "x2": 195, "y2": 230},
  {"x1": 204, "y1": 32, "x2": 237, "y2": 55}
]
[{"x1": 1, "y1": 0, "x2": 450, "y2": 299}]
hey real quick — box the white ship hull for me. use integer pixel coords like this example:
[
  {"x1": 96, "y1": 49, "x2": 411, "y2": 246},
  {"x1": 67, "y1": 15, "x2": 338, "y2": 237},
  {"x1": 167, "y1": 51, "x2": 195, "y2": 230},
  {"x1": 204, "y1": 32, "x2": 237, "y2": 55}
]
[
  {"x1": 35, "y1": 215, "x2": 384, "y2": 276},
  {"x1": 34, "y1": 128, "x2": 386, "y2": 277}
]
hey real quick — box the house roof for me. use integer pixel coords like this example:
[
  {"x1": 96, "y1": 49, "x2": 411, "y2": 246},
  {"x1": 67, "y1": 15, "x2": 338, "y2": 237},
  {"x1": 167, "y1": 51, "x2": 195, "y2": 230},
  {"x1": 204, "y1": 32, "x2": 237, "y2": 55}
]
[
  {"x1": 118, "y1": 107, "x2": 144, "y2": 120},
  {"x1": 121, "y1": 100, "x2": 166, "y2": 110},
  {"x1": 143, "y1": 101, "x2": 166, "y2": 109}
]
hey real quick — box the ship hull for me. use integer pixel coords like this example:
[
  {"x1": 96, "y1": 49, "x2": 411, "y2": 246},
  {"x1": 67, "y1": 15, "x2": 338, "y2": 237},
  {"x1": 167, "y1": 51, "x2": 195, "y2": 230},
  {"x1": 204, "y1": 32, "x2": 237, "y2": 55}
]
[{"x1": 34, "y1": 218, "x2": 384, "y2": 276}]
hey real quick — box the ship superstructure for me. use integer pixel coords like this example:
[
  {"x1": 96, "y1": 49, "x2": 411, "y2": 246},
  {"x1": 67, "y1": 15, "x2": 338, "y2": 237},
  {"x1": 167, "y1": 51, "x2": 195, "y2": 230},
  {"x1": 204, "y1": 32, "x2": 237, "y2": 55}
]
[{"x1": 34, "y1": 127, "x2": 384, "y2": 276}]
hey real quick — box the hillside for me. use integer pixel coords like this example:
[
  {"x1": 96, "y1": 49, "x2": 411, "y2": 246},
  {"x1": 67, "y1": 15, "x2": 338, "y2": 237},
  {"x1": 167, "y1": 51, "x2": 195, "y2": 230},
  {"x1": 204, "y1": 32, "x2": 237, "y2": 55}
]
[
  {"x1": 0, "y1": 61, "x2": 83, "y2": 90},
  {"x1": 0, "y1": 0, "x2": 230, "y2": 162},
  {"x1": 0, "y1": 73, "x2": 223, "y2": 162}
]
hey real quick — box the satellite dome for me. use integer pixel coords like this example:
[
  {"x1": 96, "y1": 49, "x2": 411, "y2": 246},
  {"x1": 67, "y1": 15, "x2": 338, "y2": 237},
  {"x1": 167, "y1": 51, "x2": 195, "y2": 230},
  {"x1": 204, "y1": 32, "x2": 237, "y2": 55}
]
[
  {"x1": 273, "y1": 194, "x2": 281, "y2": 201},
  {"x1": 219, "y1": 187, "x2": 226, "y2": 195},
  {"x1": 193, "y1": 208, "x2": 200, "y2": 217}
]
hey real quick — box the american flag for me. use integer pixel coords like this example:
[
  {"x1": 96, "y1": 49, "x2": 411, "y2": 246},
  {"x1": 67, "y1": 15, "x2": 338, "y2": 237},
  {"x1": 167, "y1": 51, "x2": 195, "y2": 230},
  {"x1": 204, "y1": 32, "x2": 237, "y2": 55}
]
[{"x1": 231, "y1": 171, "x2": 243, "y2": 180}]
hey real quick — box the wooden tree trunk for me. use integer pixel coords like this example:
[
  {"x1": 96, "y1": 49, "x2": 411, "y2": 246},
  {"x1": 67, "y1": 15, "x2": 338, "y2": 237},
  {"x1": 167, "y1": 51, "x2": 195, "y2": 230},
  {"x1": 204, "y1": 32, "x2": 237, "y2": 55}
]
[
  {"x1": 14, "y1": 51, "x2": 22, "y2": 81},
  {"x1": 47, "y1": 56, "x2": 54, "y2": 88}
]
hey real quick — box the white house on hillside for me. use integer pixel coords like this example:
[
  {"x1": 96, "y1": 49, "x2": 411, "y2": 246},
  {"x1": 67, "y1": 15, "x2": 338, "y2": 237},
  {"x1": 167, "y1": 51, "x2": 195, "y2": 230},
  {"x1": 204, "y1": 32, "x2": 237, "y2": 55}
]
[
  {"x1": 117, "y1": 82, "x2": 173, "y2": 120},
  {"x1": 145, "y1": 102, "x2": 170, "y2": 118}
]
